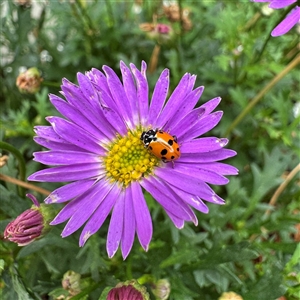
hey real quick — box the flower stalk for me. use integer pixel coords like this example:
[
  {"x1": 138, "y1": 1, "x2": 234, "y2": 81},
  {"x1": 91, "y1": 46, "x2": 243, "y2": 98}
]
[
  {"x1": 0, "y1": 173, "x2": 51, "y2": 196},
  {"x1": 0, "y1": 141, "x2": 26, "y2": 197},
  {"x1": 225, "y1": 55, "x2": 300, "y2": 137}
]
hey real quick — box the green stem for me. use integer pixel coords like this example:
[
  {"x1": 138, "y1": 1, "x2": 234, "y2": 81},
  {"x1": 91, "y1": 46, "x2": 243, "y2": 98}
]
[
  {"x1": 233, "y1": 56, "x2": 238, "y2": 87},
  {"x1": 252, "y1": 30, "x2": 272, "y2": 64},
  {"x1": 42, "y1": 81, "x2": 60, "y2": 88},
  {"x1": 126, "y1": 255, "x2": 133, "y2": 279},
  {"x1": 178, "y1": 0, "x2": 184, "y2": 36},
  {"x1": 0, "y1": 141, "x2": 26, "y2": 197},
  {"x1": 253, "y1": 6, "x2": 294, "y2": 64},
  {"x1": 75, "y1": 0, "x2": 96, "y2": 33},
  {"x1": 238, "y1": 5, "x2": 296, "y2": 85},
  {"x1": 225, "y1": 55, "x2": 300, "y2": 137},
  {"x1": 104, "y1": 0, "x2": 115, "y2": 27},
  {"x1": 70, "y1": 282, "x2": 102, "y2": 300}
]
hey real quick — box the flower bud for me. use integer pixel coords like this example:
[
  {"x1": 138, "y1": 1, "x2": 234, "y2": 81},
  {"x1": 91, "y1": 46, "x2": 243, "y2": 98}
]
[
  {"x1": 261, "y1": 5, "x2": 273, "y2": 16},
  {"x1": 14, "y1": 0, "x2": 31, "y2": 6},
  {"x1": 151, "y1": 279, "x2": 170, "y2": 300},
  {"x1": 139, "y1": 23, "x2": 174, "y2": 44},
  {"x1": 218, "y1": 291, "x2": 243, "y2": 300},
  {"x1": 4, "y1": 194, "x2": 52, "y2": 246},
  {"x1": 163, "y1": 4, "x2": 193, "y2": 31},
  {"x1": 107, "y1": 280, "x2": 150, "y2": 300},
  {"x1": 16, "y1": 67, "x2": 43, "y2": 94},
  {"x1": 62, "y1": 270, "x2": 81, "y2": 296}
]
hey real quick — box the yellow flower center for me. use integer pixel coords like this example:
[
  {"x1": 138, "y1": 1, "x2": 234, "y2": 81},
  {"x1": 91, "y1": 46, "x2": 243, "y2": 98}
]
[{"x1": 103, "y1": 129, "x2": 160, "y2": 187}]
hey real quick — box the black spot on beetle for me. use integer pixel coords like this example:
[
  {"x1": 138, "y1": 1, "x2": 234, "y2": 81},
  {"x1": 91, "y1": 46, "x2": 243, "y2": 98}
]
[
  {"x1": 168, "y1": 139, "x2": 173, "y2": 146},
  {"x1": 161, "y1": 149, "x2": 168, "y2": 155},
  {"x1": 171, "y1": 156, "x2": 175, "y2": 160},
  {"x1": 177, "y1": 148, "x2": 179, "y2": 151}
]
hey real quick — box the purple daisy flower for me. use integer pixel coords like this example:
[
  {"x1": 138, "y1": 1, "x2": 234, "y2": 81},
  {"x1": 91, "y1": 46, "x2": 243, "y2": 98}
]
[
  {"x1": 28, "y1": 61, "x2": 238, "y2": 259},
  {"x1": 252, "y1": 0, "x2": 300, "y2": 36}
]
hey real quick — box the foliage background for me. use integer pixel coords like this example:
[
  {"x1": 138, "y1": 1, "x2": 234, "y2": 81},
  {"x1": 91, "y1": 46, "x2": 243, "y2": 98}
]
[{"x1": 1, "y1": 0, "x2": 299, "y2": 299}]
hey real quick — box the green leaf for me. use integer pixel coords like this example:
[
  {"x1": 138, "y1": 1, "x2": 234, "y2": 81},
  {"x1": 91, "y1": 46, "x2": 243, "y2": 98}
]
[
  {"x1": 243, "y1": 266, "x2": 286, "y2": 300},
  {"x1": 98, "y1": 287, "x2": 112, "y2": 300},
  {"x1": 159, "y1": 247, "x2": 199, "y2": 269},
  {"x1": 285, "y1": 243, "x2": 300, "y2": 272},
  {"x1": 10, "y1": 266, "x2": 35, "y2": 300}
]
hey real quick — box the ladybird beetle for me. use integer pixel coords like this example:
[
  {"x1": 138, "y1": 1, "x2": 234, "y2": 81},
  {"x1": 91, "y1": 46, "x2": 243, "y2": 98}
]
[{"x1": 140, "y1": 129, "x2": 180, "y2": 162}]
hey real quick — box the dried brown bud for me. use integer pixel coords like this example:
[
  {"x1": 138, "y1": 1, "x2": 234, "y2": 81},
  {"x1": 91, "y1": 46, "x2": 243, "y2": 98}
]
[{"x1": 16, "y1": 67, "x2": 43, "y2": 94}]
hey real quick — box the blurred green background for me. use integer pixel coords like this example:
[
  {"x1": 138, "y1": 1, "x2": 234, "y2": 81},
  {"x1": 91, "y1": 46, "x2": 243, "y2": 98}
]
[{"x1": 1, "y1": 1, "x2": 299, "y2": 299}]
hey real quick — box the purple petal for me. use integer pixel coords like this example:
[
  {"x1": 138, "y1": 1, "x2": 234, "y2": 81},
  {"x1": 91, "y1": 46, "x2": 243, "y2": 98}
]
[
  {"x1": 121, "y1": 188, "x2": 136, "y2": 259},
  {"x1": 107, "y1": 191, "x2": 125, "y2": 258},
  {"x1": 46, "y1": 116, "x2": 105, "y2": 154},
  {"x1": 140, "y1": 177, "x2": 192, "y2": 221},
  {"x1": 271, "y1": 7, "x2": 300, "y2": 36},
  {"x1": 179, "y1": 148, "x2": 237, "y2": 163},
  {"x1": 269, "y1": 0, "x2": 297, "y2": 9},
  {"x1": 131, "y1": 182, "x2": 152, "y2": 251},
  {"x1": 49, "y1": 94, "x2": 110, "y2": 141},
  {"x1": 187, "y1": 75, "x2": 197, "y2": 91},
  {"x1": 168, "y1": 185, "x2": 209, "y2": 213},
  {"x1": 155, "y1": 73, "x2": 192, "y2": 129},
  {"x1": 34, "y1": 126, "x2": 68, "y2": 143},
  {"x1": 171, "y1": 107, "x2": 206, "y2": 138},
  {"x1": 61, "y1": 79, "x2": 115, "y2": 139},
  {"x1": 34, "y1": 128, "x2": 86, "y2": 151},
  {"x1": 60, "y1": 181, "x2": 113, "y2": 237},
  {"x1": 155, "y1": 167, "x2": 218, "y2": 202},
  {"x1": 120, "y1": 61, "x2": 139, "y2": 125},
  {"x1": 103, "y1": 65, "x2": 133, "y2": 128},
  {"x1": 60, "y1": 78, "x2": 82, "y2": 106},
  {"x1": 165, "y1": 211, "x2": 185, "y2": 229},
  {"x1": 97, "y1": 88, "x2": 128, "y2": 136},
  {"x1": 50, "y1": 181, "x2": 106, "y2": 225},
  {"x1": 86, "y1": 68, "x2": 112, "y2": 98},
  {"x1": 148, "y1": 69, "x2": 169, "y2": 126},
  {"x1": 45, "y1": 179, "x2": 95, "y2": 204},
  {"x1": 186, "y1": 162, "x2": 239, "y2": 176},
  {"x1": 169, "y1": 163, "x2": 229, "y2": 185},
  {"x1": 166, "y1": 86, "x2": 204, "y2": 131},
  {"x1": 200, "y1": 97, "x2": 221, "y2": 116},
  {"x1": 33, "y1": 137, "x2": 87, "y2": 152},
  {"x1": 33, "y1": 150, "x2": 100, "y2": 166},
  {"x1": 79, "y1": 186, "x2": 121, "y2": 246},
  {"x1": 195, "y1": 162, "x2": 239, "y2": 175},
  {"x1": 28, "y1": 163, "x2": 103, "y2": 182},
  {"x1": 141, "y1": 60, "x2": 147, "y2": 77},
  {"x1": 26, "y1": 193, "x2": 40, "y2": 206},
  {"x1": 180, "y1": 137, "x2": 229, "y2": 153},
  {"x1": 77, "y1": 72, "x2": 99, "y2": 110},
  {"x1": 130, "y1": 63, "x2": 149, "y2": 127},
  {"x1": 160, "y1": 180, "x2": 198, "y2": 225},
  {"x1": 178, "y1": 111, "x2": 223, "y2": 142}
]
